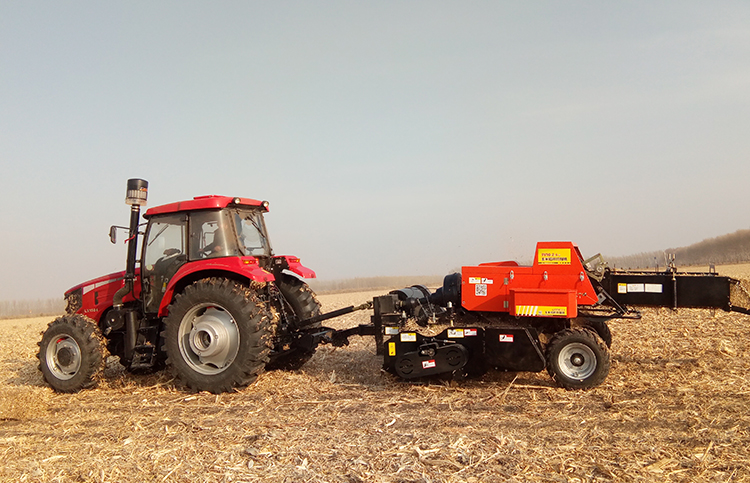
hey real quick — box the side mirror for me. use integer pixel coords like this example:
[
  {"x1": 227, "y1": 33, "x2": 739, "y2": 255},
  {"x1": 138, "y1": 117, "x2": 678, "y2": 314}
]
[{"x1": 109, "y1": 226, "x2": 117, "y2": 244}]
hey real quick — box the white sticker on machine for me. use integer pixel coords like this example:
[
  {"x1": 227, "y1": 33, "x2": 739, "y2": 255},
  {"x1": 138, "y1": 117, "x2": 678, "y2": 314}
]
[
  {"x1": 499, "y1": 334, "x2": 514, "y2": 343},
  {"x1": 475, "y1": 284, "x2": 488, "y2": 296},
  {"x1": 619, "y1": 283, "x2": 663, "y2": 294},
  {"x1": 447, "y1": 329, "x2": 464, "y2": 338},
  {"x1": 627, "y1": 283, "x2": 645, "y2": 293},
  {"x1": 468, "y1": 277, "x2": 493, "y2": 285},
  {"x1": 422, "y1": 360, "x2": 436, "y2": 369},
  {"x1": 400, "y1": 333, "x2": 417, "y2": 342}
]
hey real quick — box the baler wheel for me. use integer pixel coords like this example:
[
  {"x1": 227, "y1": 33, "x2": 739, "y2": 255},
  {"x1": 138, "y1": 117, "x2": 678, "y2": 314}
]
[
  {"x1": 546, "y1": 328, "x2": 610, "y2": 390},
  {"x1": 162, "y1": 278, "x2": 273, "y2": 393},
  {"x1": 38, "y1": 314, "x2": 106, "y2": 392},
  {"x1": 266, "y1": 274, "x2": 323, "y2": 370},
  {"x1": 579, "y1": 319, "x2": 612, "y2": 348}
]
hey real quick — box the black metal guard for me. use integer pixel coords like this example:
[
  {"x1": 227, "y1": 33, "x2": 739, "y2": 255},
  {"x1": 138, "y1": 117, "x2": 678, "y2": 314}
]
[{"x1": 602, "y1": 270, "x2": 733, "y2": 311}]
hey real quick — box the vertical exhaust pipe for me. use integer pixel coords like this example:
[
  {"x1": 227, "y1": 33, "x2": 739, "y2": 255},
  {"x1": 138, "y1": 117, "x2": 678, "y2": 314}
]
[
  {"x1": 123, "y1": 179, "x2": 148, "y2": 284},
  {"x1": 113, "y1": 179, "x2": 148, "y2": 306},
  {"x1": 112, "y1": 179, "x2": 148, "y2": 362}
]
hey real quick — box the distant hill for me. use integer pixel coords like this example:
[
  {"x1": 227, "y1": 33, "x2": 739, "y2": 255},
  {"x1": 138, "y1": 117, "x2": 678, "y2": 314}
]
[{"x1": 606, "y1": 228, "x2": 750, "y2": 270}]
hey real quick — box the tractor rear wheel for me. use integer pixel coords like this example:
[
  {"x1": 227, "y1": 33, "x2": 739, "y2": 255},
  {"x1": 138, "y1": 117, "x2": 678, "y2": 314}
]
[
  {"x1": 266, "y1": 274, "x2": 322, "y2": 370},
  {"x1": 546, "y1": 328, "x2": 610, "y2": 389},
  {"x1": 163, "y1": 278, "x2": 273, "y2": 393},
  {"x1": 38, "y1": 314, "x2": 106, "y2": 392}
]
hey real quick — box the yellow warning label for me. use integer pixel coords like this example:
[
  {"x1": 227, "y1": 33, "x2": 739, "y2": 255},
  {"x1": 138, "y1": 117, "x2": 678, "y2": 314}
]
[
  {"x1": 538, "y1": 248, "x2": 571, "y2": 265},
  {"x1": 516, "y1": 305, "x2": 568, "y2": 317},
  {"x1": 539, "y1": 306, "x2": 567, "y2": 316},
  {"x1": 400, "y1": 333, "x2": 417, "y2": 343},
  {"x1": 388, "y1": 342, "x2": 396, "y2": 356}
]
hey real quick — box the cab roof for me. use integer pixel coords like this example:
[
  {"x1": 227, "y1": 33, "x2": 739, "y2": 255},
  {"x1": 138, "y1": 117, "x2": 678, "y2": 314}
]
[{"x1": 144, "y1": 195, "x2": 268, "y2": 218}]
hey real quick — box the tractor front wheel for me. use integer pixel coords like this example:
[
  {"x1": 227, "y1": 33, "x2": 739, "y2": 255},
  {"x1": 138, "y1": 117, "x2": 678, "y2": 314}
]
[
  {"x1": 546, "y1": 328, "x2": 610, "y2": 390},
  {"x1": 163, "y1": 278, "x2": 273, "y2": 393},
  {"x1": 38, "y1": 314, "x2": 106, "y2": 392}
]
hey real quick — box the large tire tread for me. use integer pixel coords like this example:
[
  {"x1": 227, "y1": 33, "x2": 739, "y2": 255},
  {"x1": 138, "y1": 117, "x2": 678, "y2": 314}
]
[
  {"x1": 266, "y1": 274, "x2": 322, "y2": 371},
  {"x1": 162, "y1": 278, "x2": 273, "y2": 393},
  {"x1": 37, "y1": 314, "x2": 106, "y2": 393},
  {"x1": 574, "y1": 318, "x2": 613, "y2": 348},
  {"x1": 277, "y1": 274, "x2": 322, "y2": 329},
  {"x1": 546, "y1": 327, "x2": 610, "y2": 390}
]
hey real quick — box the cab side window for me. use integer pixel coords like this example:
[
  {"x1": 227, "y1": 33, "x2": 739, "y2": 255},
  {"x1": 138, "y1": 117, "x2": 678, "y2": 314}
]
[
  {"x1": 189, "y1": 210, "x2": 236, "y2": 259},
  {"x1": 142, "y1": 214, "x2": 187, "y2": 313}
]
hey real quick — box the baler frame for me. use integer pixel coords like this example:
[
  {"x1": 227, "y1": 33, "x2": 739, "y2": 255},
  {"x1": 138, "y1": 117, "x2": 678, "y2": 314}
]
[{"x1": 289, "y1": 242, "x2": 750, "y2": 390}]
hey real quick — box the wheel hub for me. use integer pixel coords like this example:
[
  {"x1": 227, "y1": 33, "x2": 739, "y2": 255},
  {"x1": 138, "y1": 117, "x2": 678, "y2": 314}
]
[
  {"x1": 557, "y1": 342, "x2": 597, "y2": 380},
  {"x1": 179, "y1": 305, "x2": 240, "y2": 375},
  {"x1": 46, "y1": 336, "x2": 82, "y2": 380},
  {"x1": 189, "y1": 317, "x2": 233, "y2": 358},
  {"x1": 56, "y1": 346, "x2": 75, "y2": 366},
  {"x1": 570, "y1": 353, "x2": 585, "y2": 367}
]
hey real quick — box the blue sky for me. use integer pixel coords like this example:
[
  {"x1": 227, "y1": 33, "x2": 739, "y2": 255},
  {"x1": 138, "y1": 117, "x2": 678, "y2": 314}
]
[{"x1": 2, "y1": 2, "x2": 749, "y2": 300}]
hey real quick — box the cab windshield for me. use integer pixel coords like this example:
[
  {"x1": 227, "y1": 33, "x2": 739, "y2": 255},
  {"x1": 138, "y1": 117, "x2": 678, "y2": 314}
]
[{"x1": 231, "y1": 208, "x2": 272, "y2": 257}]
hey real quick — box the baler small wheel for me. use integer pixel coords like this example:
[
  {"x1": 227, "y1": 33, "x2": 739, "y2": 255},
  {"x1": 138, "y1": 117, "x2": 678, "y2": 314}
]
[
  {"x1": 38, "y1": 314, "x2": 106, "y2": 393},
  {"x1": 163, "y1": 278, "x2": 273, "y2": 393},
  {"x1": 583, "y1": 319, "x2": 612, "y2": 348},
  {"x1": 546, "y1": 328, "x2": 610, "y2": 390},
  {"x1": 266, "y1": 274, "x2": 323, "y2": 371}
]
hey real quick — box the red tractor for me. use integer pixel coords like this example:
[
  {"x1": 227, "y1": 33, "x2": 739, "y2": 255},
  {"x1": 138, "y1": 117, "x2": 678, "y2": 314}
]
[{"x1": 39, "y1": 179, "x2": 321, "y2": 393}]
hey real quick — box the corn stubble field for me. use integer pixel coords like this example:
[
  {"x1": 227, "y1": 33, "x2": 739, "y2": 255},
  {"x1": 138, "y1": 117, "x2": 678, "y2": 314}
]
[{"x1": 2, "y1": 265, "x2": 750, "y2": 482}]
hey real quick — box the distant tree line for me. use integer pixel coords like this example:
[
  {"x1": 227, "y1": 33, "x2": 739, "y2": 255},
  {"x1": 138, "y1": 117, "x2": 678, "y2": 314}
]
[
  {"x1": 606, "y1": 228, "x2": 750, "y2": 270},
  {"x1": 668, "y1": 229, "x2": 750, "y2": 265},
  {"x1": 0, "y1": 299, "x2": 65, "y2": 319},
  {"x1": 605, "y1": 250, "x2": 667, "y2": 270}
]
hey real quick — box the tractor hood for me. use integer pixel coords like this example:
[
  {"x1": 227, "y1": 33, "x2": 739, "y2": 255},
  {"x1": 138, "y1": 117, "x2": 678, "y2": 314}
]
[{"x1": 65, "y1": 269, "x2": 140, "y2": 297}]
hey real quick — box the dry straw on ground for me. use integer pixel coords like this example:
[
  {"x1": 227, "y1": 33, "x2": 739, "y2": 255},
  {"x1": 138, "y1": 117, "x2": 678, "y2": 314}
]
[{"x1": 2, "y1": 266, "x2": 750, "y2": 482}]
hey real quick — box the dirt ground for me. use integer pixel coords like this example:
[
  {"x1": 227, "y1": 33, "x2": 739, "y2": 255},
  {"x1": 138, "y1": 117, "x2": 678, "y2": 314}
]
[{"x1": 2, "y1": 268, "x2": 750, "y2": 482}]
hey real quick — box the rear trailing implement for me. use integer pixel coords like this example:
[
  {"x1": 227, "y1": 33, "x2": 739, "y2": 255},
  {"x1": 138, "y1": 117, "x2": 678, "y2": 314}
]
[{"x1": 300, "y1": 242, "x2": 750, "y2": 390}]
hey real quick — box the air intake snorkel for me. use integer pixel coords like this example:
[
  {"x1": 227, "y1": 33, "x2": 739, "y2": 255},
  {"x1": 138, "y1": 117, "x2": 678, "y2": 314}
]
[{"x1": 113, "y1": 178, "x2": 148, "y2": 307}]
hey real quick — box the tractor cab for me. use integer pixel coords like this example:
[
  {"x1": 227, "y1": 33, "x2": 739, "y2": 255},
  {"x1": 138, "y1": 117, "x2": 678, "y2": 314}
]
[{"x1": 141, "y1": 196, "x2": 274, "y2": 314}]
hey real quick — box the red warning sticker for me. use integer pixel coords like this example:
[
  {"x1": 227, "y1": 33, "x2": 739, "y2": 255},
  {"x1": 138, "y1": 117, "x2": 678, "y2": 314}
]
[
  {"x1": 499, "y1": 334, "x2": 514, "y2": 343},
  {"x1": 464, "y1": 328, "x2": 478, "y2": 336},
  {"x1": 422, "y1": 360, "x2": 436, "y2": 369}
]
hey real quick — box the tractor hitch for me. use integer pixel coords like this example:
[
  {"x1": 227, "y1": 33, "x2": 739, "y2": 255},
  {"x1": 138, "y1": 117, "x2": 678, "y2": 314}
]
[{"x1": 298, "y1": 301, "x2": 373, "y2": 327}]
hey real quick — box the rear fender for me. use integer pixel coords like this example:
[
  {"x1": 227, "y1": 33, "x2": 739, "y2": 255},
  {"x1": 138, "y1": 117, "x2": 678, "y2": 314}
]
[
  {"x1": 274, "y1": 255, "x2": 316, "y2": 279},
  {"x1": 158, "y1": 257, "x2": 274, "y2": 316}
]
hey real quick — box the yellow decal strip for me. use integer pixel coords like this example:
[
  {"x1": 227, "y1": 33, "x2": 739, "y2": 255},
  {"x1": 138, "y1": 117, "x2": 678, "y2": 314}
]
[{"x1": 516, "y1": 305, "x2": 567, "y2": 317}]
